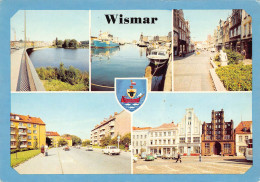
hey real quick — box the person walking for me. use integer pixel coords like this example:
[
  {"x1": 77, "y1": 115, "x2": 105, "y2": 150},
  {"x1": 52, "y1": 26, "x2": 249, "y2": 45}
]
[
  {"x1": 44, "y1": 144, "x2": 48, "y2": 156},
  {"x1": 176, "y1": 152, "x2": 182, "y2": 163},
  {"x1": 41, "y1": 144, "x2": 45, "y2": 156}
]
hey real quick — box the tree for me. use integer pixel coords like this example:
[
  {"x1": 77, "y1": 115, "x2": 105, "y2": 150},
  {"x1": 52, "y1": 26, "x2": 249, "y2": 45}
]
[
  {"x1": 100, "y1": 136, "x2": 111, "y2": 147},
  {"x1": 16, "y1": 135, "x2": 21, "y2": 159},
  {"x1": 62, "y1": 39, "x2": 70, "y2": 48},
  {"x1": 58, "y1": 138, "x2": 68, "y2": 147},
  {"x1": 82, "y1": 140, "x2": 91, "y2": 147},
  {"x1": 69, "y1": 39, "x2": 77, "y2": 48},
  {"x1": 120, "y1": 133, "x2": 131, "y2": 146},
  {"x1": 71, "y1": 135, "x2": 82, "y2": 146},
  {"x1": 55, "y1": 37, "x2": 58, "y2": 46},
  {"x1": 46, "y1": 137, "x2": 52, "y2": 147},
  {"x1": 58, "y1": 62, "x2": 66, "y2": 82}
]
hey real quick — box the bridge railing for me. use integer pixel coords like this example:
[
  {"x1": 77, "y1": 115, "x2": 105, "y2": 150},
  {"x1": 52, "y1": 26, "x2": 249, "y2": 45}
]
[{"x1": 24, "y1": 50, "x2": 45, "y2": 91}]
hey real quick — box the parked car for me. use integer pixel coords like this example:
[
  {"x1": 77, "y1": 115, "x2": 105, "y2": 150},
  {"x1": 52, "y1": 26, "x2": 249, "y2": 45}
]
[
  {"x1": 133, "y1": 155, "x2": 138, "y2": 163},
  {"x1": 141, "y1": 152, "x2": 147, "y2": 159},
  {"x1": 76, "y1": 145, "x2": 81, "y2": 149},
  {"x1": 102, "y1": 146, "x2": 120, "y2": 155},
  {"x1": 162, "y1": 153, "x2": 173, "y2": 159},
  {"x1": 145, "y1": 154, "x2": 155, "y2": 161},
  {"x1": 63, "y1": 146, "x2": 70, "y2": 151},
  {"x1": 86, "y1": 145, "x2": 93, "y2": 151}
]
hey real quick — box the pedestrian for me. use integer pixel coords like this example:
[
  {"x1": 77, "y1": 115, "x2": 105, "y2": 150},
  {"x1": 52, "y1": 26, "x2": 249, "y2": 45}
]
[
  {"x1": 125, "y1": 143, "x2": 129, "y2": 152},
  {"x1": 199, "y1": 153, "x2": 202, "y2": 162},
  {"x1": 176, "y1": 152, "x2": 182, "y2": 163},
  {"x1": 44, "y1": 144, "x2": 48, "y2": 156},
  {"x1": 41, "y1": 144, "x2": 45, "y2": 156}
]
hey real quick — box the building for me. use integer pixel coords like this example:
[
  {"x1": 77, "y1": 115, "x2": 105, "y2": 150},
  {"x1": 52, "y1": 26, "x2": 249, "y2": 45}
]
[
  {"x1": 201, "y1": 109, "x2": 235, "y2": 156},
  {"x1": 241, "y1": 10, "x2": 252, "y2": 59},
  {"x1": 63, "y1": 136, "x2": 73, "y2": 146},
  {"x1": 132, "y1": 122, "x2": 178, "y2": 156},
  {"x1": 10, "y1": 113, "x2": 46, "y2": 150},
  {"x1": 178, "y1": 108, "x2": 202, "y2": 156},
  {"x1": 91, "y1": 110, "x2": 131, "y2": 146},
  {"x1": 132, "y1": 127, "x2": 151, "y2": 155},
  {"x1": 229, "y1": 9, "x2": 242, "y2": 52},
  {"x1": 46, "y1": 131, "x2": 60, "y2": 147},
  {"x1": 234, "y1": 121, "x2": 252, "y2": 156}
]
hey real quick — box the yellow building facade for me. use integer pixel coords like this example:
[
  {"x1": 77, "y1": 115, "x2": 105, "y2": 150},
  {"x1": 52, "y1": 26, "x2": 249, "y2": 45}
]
[
  {"x1": 10, "y1": 113, "x2": 46, "y2": 150},
  {"x1": 46, "y1": 131, "x2": 61, "y2": 147}
]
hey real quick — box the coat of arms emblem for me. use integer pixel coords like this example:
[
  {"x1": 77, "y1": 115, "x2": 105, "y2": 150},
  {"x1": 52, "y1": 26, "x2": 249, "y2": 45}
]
[{"x1": 115, "y1": 78, "x2": 147, "y2": 112}]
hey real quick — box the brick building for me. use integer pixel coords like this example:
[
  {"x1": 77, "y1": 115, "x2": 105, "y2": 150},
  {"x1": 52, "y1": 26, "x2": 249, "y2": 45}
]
[{"x1": 201, "y1": 109, "x2": 235, "y2": 156}]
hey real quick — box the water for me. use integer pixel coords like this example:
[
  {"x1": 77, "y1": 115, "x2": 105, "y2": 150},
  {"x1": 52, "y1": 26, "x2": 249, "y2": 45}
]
[
  {"x1": 29, "y1": 48, "x2": 89, "y2": 72},
  {"x1": 91, "y1": 44, "x2": 166, "y2": 91}
]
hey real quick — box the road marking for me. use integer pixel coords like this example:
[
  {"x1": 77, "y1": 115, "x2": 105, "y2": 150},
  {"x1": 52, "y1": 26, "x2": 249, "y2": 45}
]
[
  {"x1": 136, "y1": 165, "x2": 153, "y2": 171},
  {"x1": 57, "y1": 149, "x2": 64, "y2": 174}
]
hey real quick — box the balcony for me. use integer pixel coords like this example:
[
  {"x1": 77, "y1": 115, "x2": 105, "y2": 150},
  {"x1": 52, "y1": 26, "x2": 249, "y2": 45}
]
[
  {"x1": 21, "y1": 138, "x2": 27, "y2": 142},
  {"x1": 11, "y1": 138, "x2": 16, "y2": 142},
  {"x1": 109, "y1": 129, "x2": 115, "y2": 133},
  {"x1": 99, "y1": 132, "x2": 105, "y2": 136},
  {"x1": 10, "y1": 145, "x2": 16, "y2": 149},
  {"x1": 18, "y1": 132, "x2": 27, "y2": 135},
  {"x1": 20, "y1": 145, "x2": 27, "y2": 148},
  {"x1": 18, "y1": 125, "x2": 27, "y2": 129},
  {"x1": 109, "y1": 121, "x2": 115, "y2": 127},
  {"x1": 10, "y1": 124, "x2": 15, "y2": 128},
  {"x1": 10, "y1": 131, "x2": 16, "y2": 135}
]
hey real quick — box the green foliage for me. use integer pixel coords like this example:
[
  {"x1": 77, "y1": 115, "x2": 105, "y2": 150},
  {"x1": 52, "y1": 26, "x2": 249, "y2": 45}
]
[
  {"x1": 216, "y1": 64, "x2": 252, "y2": 91},
  {"x1": 120, "y1": 133, "x2": 131, "y2": 146},
  {"x1": 58, "y1": 138, "x2": 68, "y2": 147},
  {"x1": 36, "y1": 63, "x2": 89, "y2": 91},
  {"x1": 82, "y1": 140, "x2": 91, "y2": 146},
  {"x1": 100, "y1": 136, "x2": 111, "y2": 147},
  {"x1": 214, "y1": 53, "x2": 220, "y2": 62},
  {"x1": 71, "y1": 135, "x2": 82, "y2": 146},
  {"x1": 34, "y1": 138, "x2": 38, "y2": 149},
  {"x1": 224, "y1": 49, "x2": 244, "y2": 65},
  {"x1": 46, "y1": 137, "x2": 52, "y2": 147},
  {"x1": 11, "y1": 150, "x2": 40, "y2": 167}
]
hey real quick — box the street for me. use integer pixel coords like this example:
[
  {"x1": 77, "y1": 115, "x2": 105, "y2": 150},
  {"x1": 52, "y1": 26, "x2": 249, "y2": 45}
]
[
  {"x1": 133, "y1": 156, "x2": 252, "y2": 174},
  {"x1": 174, "y1": 51, "x2": 215, "y2": 91},
  {"x1": 14, "y1": 147, "x2": 131, "y2": 174}
]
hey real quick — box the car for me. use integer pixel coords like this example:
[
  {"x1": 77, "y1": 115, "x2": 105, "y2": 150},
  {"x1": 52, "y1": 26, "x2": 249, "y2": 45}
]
[
  {"x1": 162, "y1": 153, "x2": 173, "y2": 159},
  {"x1": 63, "y1": 146, "x2": 70, "y2": 151},
  {"x1": 156, "y1": 153, "x2": 162, "y2": 158},
  {"x1": 76, "y1": 145, "x2": 81, "y2": 149},
  {"x1": 145, "y1": 154, "x2": 155, "y2": 161},
  {"x1": 141, "y1": 152, "x2": 146, "y2": 159},
  {"x1": 102, "y1": 146, "x2": 120, "y2": 155},
  {"x1": 86, "y1": 145, "x2": 93, "y2": 151},
  {"x1": 133, "y1": 155, "x2": 138, "y2": 163}
]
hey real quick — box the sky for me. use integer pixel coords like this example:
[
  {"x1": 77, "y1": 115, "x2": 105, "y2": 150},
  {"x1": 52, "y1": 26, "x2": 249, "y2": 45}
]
[
  {"x1": 92, "y1": 10, "x2": 172, "y2": 42},
  {"x1": 134, "y1": 92, "x2": 252, "y2": 129},
  {"x1": 183, "y1": 10, "x2": 232, "y2": 42},
  {"x1": 11, "y1": 10, "x2": 89, "y2": 42},
  {"x1": 11, "y1": 93, "x2": 123, "y2": 139}
]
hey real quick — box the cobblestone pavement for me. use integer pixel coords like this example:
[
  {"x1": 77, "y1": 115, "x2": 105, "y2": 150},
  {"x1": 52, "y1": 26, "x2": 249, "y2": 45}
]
[
  {"x1": 174, "y1": 51, "x2": 215, "y2": 91},
  {"x1": 133, "y1": 156, "x2": 252, "y2": 174}
]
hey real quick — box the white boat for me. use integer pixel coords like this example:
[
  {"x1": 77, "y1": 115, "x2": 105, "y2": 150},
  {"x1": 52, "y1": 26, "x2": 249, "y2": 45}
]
[{"x1": 147, "y1": 49, "x2": 170, "y2": 65}]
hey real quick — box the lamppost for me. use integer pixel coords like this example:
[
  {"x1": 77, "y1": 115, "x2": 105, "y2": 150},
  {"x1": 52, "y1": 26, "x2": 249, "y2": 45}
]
[{"x1": 117, "y1": 135, "x2": 120, "y2": 149}]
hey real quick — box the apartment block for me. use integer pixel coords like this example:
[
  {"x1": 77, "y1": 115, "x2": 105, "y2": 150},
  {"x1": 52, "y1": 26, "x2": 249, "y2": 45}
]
[
  {"x1": 91, "y1": 110, "x2": 131, "y2": 146},
  {"x1": 10, "y1": 113, "x2": 46, "y2": 150},
  {"x1": 46, "y1": 131, "x2": 60, "y2": 147}
]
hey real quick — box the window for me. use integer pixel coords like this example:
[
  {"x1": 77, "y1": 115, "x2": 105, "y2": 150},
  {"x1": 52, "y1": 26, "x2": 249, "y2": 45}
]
[
  {"x1": 140, "y1": 135, "x2": 142, "y2": 139},
  {"x1": 28, "y1": 142, "x2": 32, "y2": 146},
  {"x1": 19, "y1": 122, "x2": 22, "y2": 126},
  {"x1": 245, "y1": 136, "x2": 249, "y2": 142},
  {"x1": 28, "y1": 136, "x2": 31, "y2": 140},
  {"x1": 159, "y1": 132, "x2": 162, "y2": 137},
  {"x1": 144, "y1": 141, "x2": 146, "y2": 146},
  {"x1": 11, "y1": 121, "x2": 13, "y2": 125},
  {"x1": 33, "y1": 130, "x2": 37, "y2": 134},
  {"x1": 224, "y1": 135, "x2": 230, "y2": 140},
  {"x1": 159, "y1": 140, "x2": 161, "y2": 145},
  {"x1": 179, "y1": 146, "x2": 184, "y2": 154},
  {"x1": 155, "y1": 140, "x2": 157, "y2": 145},
  {"x1": 150, "y1": 132, "x2": 153, "y2": 137},
  {"x1": 206, "y1": 135, "x2": 211, "y2": 140},
  {"x1": 136, "y1": 141, "x2": 138, "y2": 146},
  {"x1": 33, "y1": 124, "x2": 37, "y2": 128},
  {"x1": 150, "y1": 140, "x2": 153, "y2": 145},
  {"x1": 193, "y1": 137, "x2": 200, "y2": 143},
  {"x1": 239, "y1": 136, "x2": 242, "y2": 142},
  {"x1": 140, "y1": 141, "x2": 142, "y2": 146},
  {"x1": 137, "y1": 135, "x2": 139, "y2": 139},
  {"x1": 224, "y1": 143, "x2": 231, "y2": 154},
  {"x1": 194, "y1": 146, "x2": 200, "y2": 153},
  {"x1": 187, "y1": 137, "x2": 191, "y2": 143},
  {"x1": 27, "y1": 130, "x2": 31, "y2": 134},
  {"x1": 168, "y1": 132, "x2": 171, "y2": 136},
  {"x1": 239, "y1": 146, "x2": 247, "y2": 153},
  {"x1": 244, "y1": 24, "x2": 247, "y2": 36},
  {"x1": 179, "y1": 137, "x2": 185, "y2": 143},
  {"x1": 168, "y1": 139, "x2": 171, "y2": 145},
  {"x1": 144, "y1": 135, "x2": 147, "y2": 139},
  {"x1": 133, "y1": 135, "x2": 135, "y2": 139},
  {"x1": 172, "y1": 139, "x2": 175, "y2": 144},
  {"x1": 34, "y1": 136, "x2": 37, "y2": 140},
  {"x1": 27, "y1": 123, "x2": 31, "y2": 127},
  {"x1": 155, "y1": 132, "x2": 157, "y2": 137},
  {"x1": 164, "y1": 132, "x2": 166, "y2": 136}
]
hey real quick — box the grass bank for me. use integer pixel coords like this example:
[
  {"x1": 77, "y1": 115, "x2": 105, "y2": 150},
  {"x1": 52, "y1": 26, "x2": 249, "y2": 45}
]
[{"x1": 11, "y1": 150, "x2": 40, "y2": 167}]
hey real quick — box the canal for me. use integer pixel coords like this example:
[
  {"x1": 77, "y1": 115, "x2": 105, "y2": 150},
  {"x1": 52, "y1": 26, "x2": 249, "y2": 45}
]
[
  {"x1": 91, "y1": 44, "x2": 167, "y2": 91},
  {"x1": 29, "y1": 48, "x2": 89, "y2": 72}
]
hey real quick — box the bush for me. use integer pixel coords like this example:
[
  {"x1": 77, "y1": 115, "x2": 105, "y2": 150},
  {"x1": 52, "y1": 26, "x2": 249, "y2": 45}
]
[
  {"x1": 216, "y1": 64, "x2": 252, "y2": 91},
  {"x1": 214, "y1": 53, "x2": 220, "y2": 62},
  {"x1": 224, "y1": 49, "x2": 244, "y2": 65},
  {"x1": 10, "y1": 149, "x2": 18, "y2": 154}
]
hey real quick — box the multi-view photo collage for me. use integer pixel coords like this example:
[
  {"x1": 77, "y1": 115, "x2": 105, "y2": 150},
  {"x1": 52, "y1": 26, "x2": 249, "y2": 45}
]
[{"x1": 10, "y1": 10, "x2": 252, "y2": 174}]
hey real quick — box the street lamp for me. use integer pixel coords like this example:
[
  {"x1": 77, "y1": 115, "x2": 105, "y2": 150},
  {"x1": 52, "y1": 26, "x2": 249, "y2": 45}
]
[{"x1": 117, "y1": 135, "x2": 120, "y2": 149}]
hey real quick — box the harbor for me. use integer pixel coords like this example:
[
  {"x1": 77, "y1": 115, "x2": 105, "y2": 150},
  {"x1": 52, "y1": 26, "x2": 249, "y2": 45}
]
[{"x1": 91, "y1": 32, "x2": 172, "y2": 91}]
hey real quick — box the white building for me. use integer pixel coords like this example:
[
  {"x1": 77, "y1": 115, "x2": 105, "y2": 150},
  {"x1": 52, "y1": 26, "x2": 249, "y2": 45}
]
[
  {"x1": 235, "y1": 121, "x2": 252, "y2": 156},
  {"x1": 178, "y1": 108, "x2": 202, "y2": 156},
  {"x1": 132, "y1": 122, "x2": 178, "y2": 156}
]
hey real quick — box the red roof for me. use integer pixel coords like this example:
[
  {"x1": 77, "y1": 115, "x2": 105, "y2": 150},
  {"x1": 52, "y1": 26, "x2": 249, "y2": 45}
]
[
  {"x1": 10, "y1": 113, "x2": 45, "y2": 125},
  {"x1": 64, "y1": 137, "x2": 72, "y2": 140},
  {"x1": 46, "y1": 131, "x2": 60, "y2": 136},
  {"x1": 133, "y1": 127, "x2": 151, "y2": 131},
  {"x1": 152, "y1": 122, "x2": 176, "y2": 130},
  {"x1": 235, "y1": 121, "x2": 252, "y2": 134}
]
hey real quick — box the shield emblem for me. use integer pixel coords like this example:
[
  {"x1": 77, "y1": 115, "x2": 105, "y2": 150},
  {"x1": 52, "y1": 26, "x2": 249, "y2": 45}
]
[{"x1": 115, "y1": 78, "x2": 147, "y2": 113}]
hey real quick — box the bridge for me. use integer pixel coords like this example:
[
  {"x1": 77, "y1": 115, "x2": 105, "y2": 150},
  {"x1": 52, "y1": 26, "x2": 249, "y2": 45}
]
[{"x1": 11, "y1": 48, "x2": 45, "y2": 91}]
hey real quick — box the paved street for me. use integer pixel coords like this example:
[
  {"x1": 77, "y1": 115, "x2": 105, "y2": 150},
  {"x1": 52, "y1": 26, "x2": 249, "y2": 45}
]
[
  {"x1": 133, "y1": 156, "x2": 252, "y2": 174},
  {"x1": 15, "y1": 147, "x2": 131, "y2": 174},
  {"x1": 11, "y1": 49, "x2": 24, "y2": 91},
  {"x1": 174, "y1": 51, "x2": 215, "y2": 91}
]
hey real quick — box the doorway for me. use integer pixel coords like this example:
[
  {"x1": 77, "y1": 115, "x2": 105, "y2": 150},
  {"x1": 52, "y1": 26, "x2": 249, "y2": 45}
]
[{"x1": 214, "y1": 142, "x2": 221, "y2": 155}]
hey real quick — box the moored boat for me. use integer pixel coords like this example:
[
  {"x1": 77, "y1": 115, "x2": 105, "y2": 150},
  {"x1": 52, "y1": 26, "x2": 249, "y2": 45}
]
[{"x1": 147, "y1": 48, "x2": 170, "y2": 65}]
